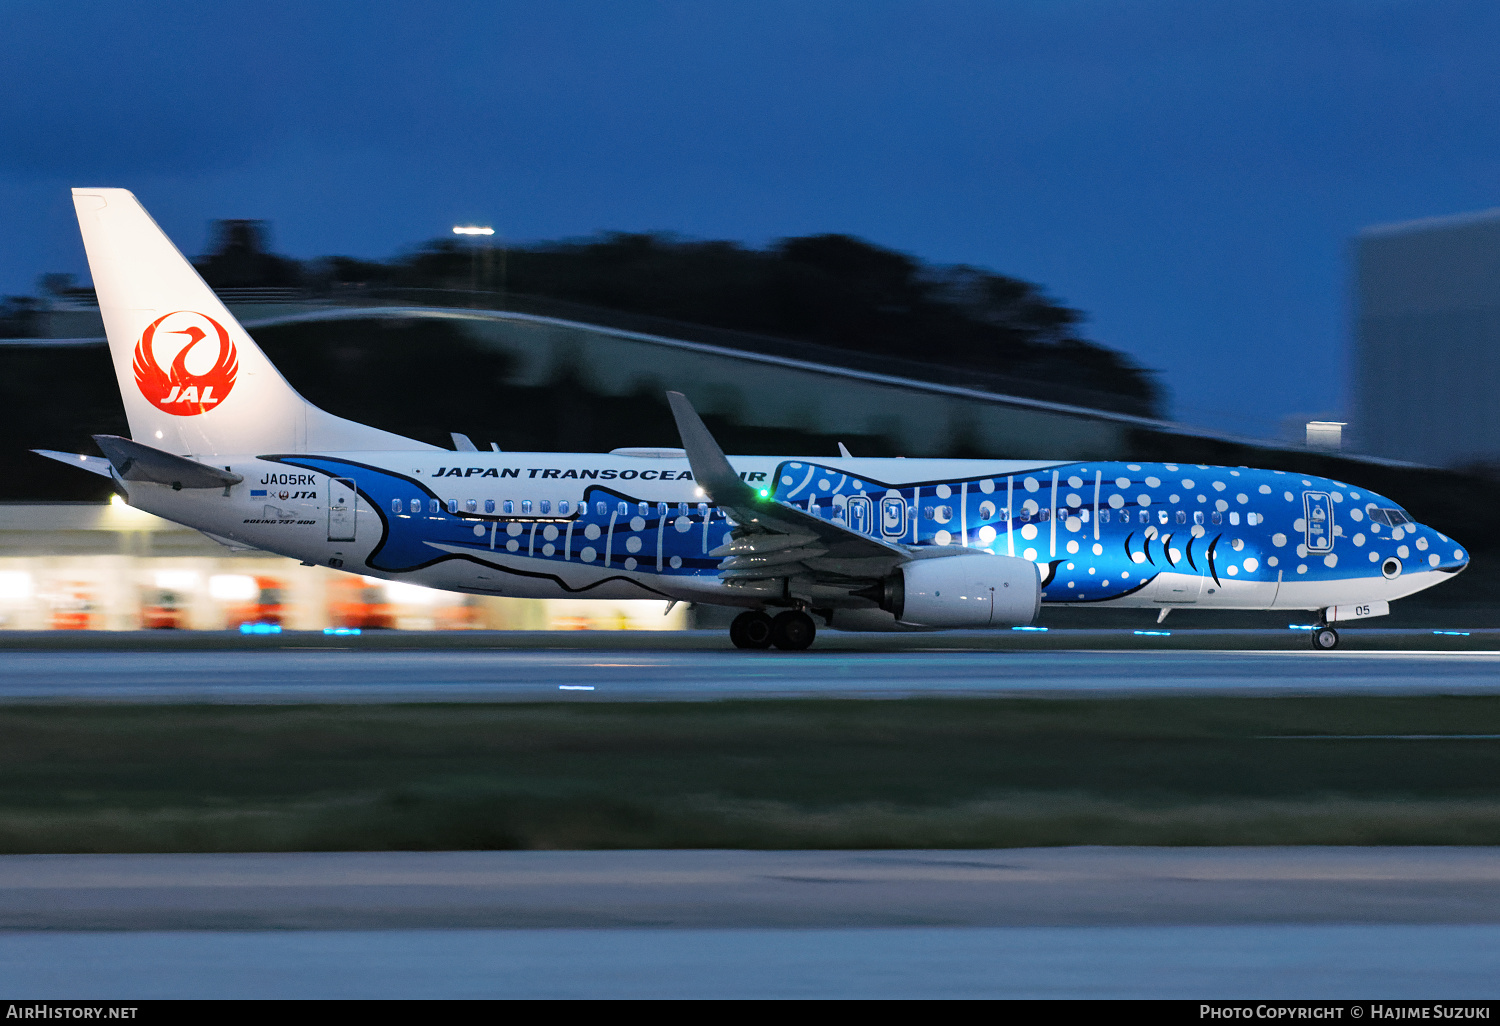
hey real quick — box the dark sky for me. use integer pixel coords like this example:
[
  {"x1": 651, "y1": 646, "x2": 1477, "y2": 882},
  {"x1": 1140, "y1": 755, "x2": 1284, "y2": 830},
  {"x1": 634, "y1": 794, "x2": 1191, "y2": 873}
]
[{"x1": 4, "y1": 1, "x2": 1499, "y2": 438}]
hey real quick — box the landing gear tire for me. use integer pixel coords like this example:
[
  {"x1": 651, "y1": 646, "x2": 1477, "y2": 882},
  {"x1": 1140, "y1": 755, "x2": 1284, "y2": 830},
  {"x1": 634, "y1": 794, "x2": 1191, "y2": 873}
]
[
  {"x1": 1312, "y1": 627, "x2": 1340, "y2": 651},
  {"x1": 730, "y1": 611, "x2": 774, "y2": 650},
  {"x1": 770, "y1": 610, "x2": 817, "y2": 651}
]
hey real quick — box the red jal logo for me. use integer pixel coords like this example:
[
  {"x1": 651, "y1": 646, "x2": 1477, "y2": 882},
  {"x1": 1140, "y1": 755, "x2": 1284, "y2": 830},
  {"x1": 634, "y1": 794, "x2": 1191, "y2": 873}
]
[{"x1": 132, "y1": 311, "x2": 238, "y2": 416}]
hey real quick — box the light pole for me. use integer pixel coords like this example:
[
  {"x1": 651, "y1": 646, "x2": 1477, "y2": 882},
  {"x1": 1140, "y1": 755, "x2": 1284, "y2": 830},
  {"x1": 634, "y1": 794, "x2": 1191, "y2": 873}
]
[{"x1": 452, "y1": 225, "x2": 494, "y2": 304}]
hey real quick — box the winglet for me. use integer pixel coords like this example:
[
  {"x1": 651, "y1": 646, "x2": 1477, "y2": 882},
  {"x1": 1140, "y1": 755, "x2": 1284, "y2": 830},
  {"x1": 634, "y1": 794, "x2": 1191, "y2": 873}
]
[
  {"x1": 665, "y1": 392, "x2": 757, "y2": 505},
  {"x1": 451, "y1": 432, "x2": 478, "y2": 451},
  {"x1": 837, "y1": 442, "x2": 853, "y2": 458}
]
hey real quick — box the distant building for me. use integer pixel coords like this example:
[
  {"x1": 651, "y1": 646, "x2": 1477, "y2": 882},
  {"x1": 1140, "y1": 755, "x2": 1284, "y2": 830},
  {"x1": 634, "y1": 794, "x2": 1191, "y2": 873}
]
[
  {"x1": 1354, "y1": 207, "x2": 1500, "y2": 467},
  {"x1": 0, "y1": 500, "x2": 685, "y2": 632}
]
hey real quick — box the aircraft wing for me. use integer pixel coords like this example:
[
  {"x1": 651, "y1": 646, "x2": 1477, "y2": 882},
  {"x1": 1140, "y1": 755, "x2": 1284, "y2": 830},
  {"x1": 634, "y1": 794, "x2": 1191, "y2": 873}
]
[{"x1": 666, "y1": 392, "x2": 911, "y2": 584}]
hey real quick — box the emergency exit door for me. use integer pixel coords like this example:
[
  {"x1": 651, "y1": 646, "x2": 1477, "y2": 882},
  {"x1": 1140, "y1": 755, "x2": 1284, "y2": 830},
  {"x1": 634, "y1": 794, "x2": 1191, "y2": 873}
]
[
  {"x1": 1304, "y1": 491, "x2": 1333, "y2": 553},
  {"x1": 845, "y1": 496, "x2": 873, "y2": 535},
  {"x1": 328, "y1": 478, "x2": 357, "y2": 542},
  {"x1": 880, "y1": 496, "x2": 907, "y2": 539}
]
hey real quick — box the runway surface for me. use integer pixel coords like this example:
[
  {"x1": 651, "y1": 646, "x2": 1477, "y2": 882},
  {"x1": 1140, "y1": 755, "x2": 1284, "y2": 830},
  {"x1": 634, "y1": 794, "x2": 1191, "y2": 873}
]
[
  {"x1": 3, "y1": 647, "x2": 1500, "y2": 702},
  {"x1": 4, "y1": 847, "x2": 1498, "y2": 931},
  {"x1": 7, "y1": 924, "x2": 1499, "y2": 998},
  {"x1": 3, "y1": 848, "x2": 1499, "y2": 997}
]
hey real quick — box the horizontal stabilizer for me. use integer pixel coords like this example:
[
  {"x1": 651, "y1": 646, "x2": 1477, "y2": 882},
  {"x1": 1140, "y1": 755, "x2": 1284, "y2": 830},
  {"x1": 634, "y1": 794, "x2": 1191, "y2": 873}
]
[
  {"x1": 31, "y1": 450, "x2": 114, "y2": 479},
  {"x1": 92, "y1": 434, "x2": 244, "y2": 490}
]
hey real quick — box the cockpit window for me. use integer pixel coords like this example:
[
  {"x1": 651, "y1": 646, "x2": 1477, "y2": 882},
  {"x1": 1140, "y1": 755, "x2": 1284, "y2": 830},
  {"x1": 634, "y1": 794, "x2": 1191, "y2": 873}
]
[{"x1": 1385, "y1": 509, "x2": 1412, "y2": 526}]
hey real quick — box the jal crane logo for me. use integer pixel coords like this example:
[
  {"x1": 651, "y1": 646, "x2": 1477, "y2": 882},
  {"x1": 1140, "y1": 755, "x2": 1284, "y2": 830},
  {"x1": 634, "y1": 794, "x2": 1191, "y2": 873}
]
[{"x1": 132, "y1": 311, "x2": 238, "y2": 416}]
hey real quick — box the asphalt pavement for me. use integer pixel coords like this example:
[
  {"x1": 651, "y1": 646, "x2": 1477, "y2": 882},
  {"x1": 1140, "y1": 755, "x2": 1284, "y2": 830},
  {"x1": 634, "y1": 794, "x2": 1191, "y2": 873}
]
[
  {"x1": 4, "y1": 848, "x2": 1500, "y2": 998},
  {"x1": 1, "y1": 646, "x2": 1500, "y2": 702}
]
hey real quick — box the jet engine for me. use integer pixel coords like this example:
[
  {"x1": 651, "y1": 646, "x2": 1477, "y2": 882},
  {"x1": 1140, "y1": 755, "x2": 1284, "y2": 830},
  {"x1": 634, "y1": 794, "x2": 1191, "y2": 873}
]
[{"x1": 866, "y1": 553, "x2": 1041, "y2": 628}]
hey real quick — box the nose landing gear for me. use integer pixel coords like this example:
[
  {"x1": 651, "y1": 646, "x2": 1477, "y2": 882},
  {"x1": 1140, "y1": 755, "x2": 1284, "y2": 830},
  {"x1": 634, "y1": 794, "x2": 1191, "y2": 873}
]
[
  {"x1": 729, "y1": 610, "x2": 816, "y2": 651},
  {"x1": 1312, "y1": 625, "x2": 1340, "y2": 650}
]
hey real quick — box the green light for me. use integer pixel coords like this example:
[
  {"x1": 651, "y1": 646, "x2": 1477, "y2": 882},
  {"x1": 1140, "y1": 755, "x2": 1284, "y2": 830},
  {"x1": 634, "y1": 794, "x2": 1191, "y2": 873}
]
[{"x1": 759, "y1": 489, "x2": 769, "y2": 497}]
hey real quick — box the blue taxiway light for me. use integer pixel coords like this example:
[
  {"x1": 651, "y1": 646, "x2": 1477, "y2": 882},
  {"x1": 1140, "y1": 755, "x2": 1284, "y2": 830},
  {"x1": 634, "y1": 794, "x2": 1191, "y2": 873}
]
[
  {"x1": 1433, "y1": 630, "x2": 1472, "y2": 637},
  {"x1": 323, "y1": 627, "x2": 362, "y2": 636},
  {"x1": 238, "y1": 622, "x2": 282, "y2": 635},
  {"x1": 1133, "y1": 630, "x2": 1171, "y2": 636},
  {"x1": 1011, "y1": 626, "x2": 1048, "y2": 632},
  {"x1": 1288, "y1": 625, "x2": 1317, "y2": 631}
]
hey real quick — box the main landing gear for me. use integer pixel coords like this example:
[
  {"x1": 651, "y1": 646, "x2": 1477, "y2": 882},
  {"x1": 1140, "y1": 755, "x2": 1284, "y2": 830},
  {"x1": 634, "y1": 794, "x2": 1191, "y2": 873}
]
[{"x1": 730, "y1": 610, "x2": 817, "y2": 651}]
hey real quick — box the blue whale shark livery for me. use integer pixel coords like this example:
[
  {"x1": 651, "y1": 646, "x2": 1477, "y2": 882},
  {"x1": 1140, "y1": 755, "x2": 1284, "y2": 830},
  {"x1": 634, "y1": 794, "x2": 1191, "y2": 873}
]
[{"x1": 37, "y1": 189, "x2": 1468, "y2": 650}]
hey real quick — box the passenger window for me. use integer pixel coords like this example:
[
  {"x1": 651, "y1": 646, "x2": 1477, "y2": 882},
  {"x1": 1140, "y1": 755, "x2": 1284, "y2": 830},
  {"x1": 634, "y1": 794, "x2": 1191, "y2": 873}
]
[
  {"x1": 466, "y1": 499, "x2": 477, "y2": 513},
  {"x1": 427, "y1": 499, "x2": 437, "y2": 515},
  {"x1": 1176, "y1": 511, "x2": 1186, "y2": 524},
  {"x1": 657, "y1": 502, "x2": 667, "y2": 517},
  {"x1": 1211, "y1": 512, "x2": 1222, "y2": 525},
  {"x1": 540, "y1": 500, "x2": 551, "y2": 514},
  {"x1": 484, "y1": 499, "x2": 495, "y2": 513},
  {"x1": 1138, "y1": 510, "x2": 1149, "y2": 524},
  {"x1": 504, "y1": 500, "x2": 515, "y2": 515},
  {"x1": 1229, "y1": 512, "x2": 1240, "y2": 526},
  {"x1": 1194, "y1": 510, "x2": 1204, "y2": 525},
  {"x1": 1019, "y1": 511, "x2": 1031, "y2": 522},
  {"x1": 391, "y1": 498, "x2": 402, "y2": 514},
  {"x1": 617, "y1": 502, "x2": 629, "y2": 516},
  {"x1": 447, "y1": 499, "x2": 458, "y2": 514},
  {"x1": 521, "y1": 499, "x2": 532, "y2": 514},
  {"x1": 1158, "y1": 510, "x2": 1168, "y2": 525},
  {"x1": 597, "y1": 502, "x2": 608, "y2": 516},
  {"x1": 638, "y1": 502, "x2": 649, "y2": 516},
  {"x1": 409, "y1": 498, "x2": 421, "y2": 514},
  {"x1": 1098, "y1": 509, "x2": 1109, "y2": 523},
  {"x1": 558, "y1": 500, "x2": 570, "y2": 515},
  {"x1": 1039, "y1": 509, "x2": 1050, "y2": 522},
  {"x1": 922, "y1": 506, "x2": 935, "y2": 520},
  {"x1": 977, "y1": 501, "x2": 995, "y2": 520}
]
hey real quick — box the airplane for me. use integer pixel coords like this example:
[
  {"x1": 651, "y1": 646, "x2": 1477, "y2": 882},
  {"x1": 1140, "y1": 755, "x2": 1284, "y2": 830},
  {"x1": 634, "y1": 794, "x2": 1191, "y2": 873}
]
[{"x1": 35, "y1": 189, "x2": 1469, "y2": 651}]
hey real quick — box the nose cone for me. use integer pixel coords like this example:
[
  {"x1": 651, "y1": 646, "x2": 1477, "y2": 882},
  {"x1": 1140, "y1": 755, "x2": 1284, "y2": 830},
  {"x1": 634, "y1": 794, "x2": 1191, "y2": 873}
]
[
  {"x1": 1416, "y1": 528, "x2": 1464, "y2": 576},
  {"x1": 1432, "y1": 537, "x2": 1469, "y2": 574}
]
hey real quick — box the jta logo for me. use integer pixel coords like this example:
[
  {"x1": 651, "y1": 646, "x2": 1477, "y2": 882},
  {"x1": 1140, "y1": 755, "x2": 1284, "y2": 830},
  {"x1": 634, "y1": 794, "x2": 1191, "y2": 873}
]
[{"x1": 132, "y1": 311, "x2": 238, "y2": 416}]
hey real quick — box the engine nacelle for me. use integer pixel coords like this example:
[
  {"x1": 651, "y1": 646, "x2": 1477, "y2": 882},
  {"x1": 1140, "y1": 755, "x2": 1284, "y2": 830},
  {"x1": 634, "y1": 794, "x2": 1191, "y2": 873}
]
[{"x1": 875, "y1": 554, "x2": 1041, "y2": 628}]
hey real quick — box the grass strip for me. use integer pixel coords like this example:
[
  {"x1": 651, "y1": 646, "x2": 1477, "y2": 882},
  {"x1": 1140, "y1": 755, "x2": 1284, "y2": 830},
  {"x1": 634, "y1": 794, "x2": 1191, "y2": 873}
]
[{"x1": 3, "y1": 696, "x2": 1500, "y2": 851}]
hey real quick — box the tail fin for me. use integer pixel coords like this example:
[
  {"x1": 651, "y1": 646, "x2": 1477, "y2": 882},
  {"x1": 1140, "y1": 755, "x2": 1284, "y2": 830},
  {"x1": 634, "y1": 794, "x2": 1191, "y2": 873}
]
[{"x1": 72, "y1": 188, "x2": 435, "y2": 456}]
